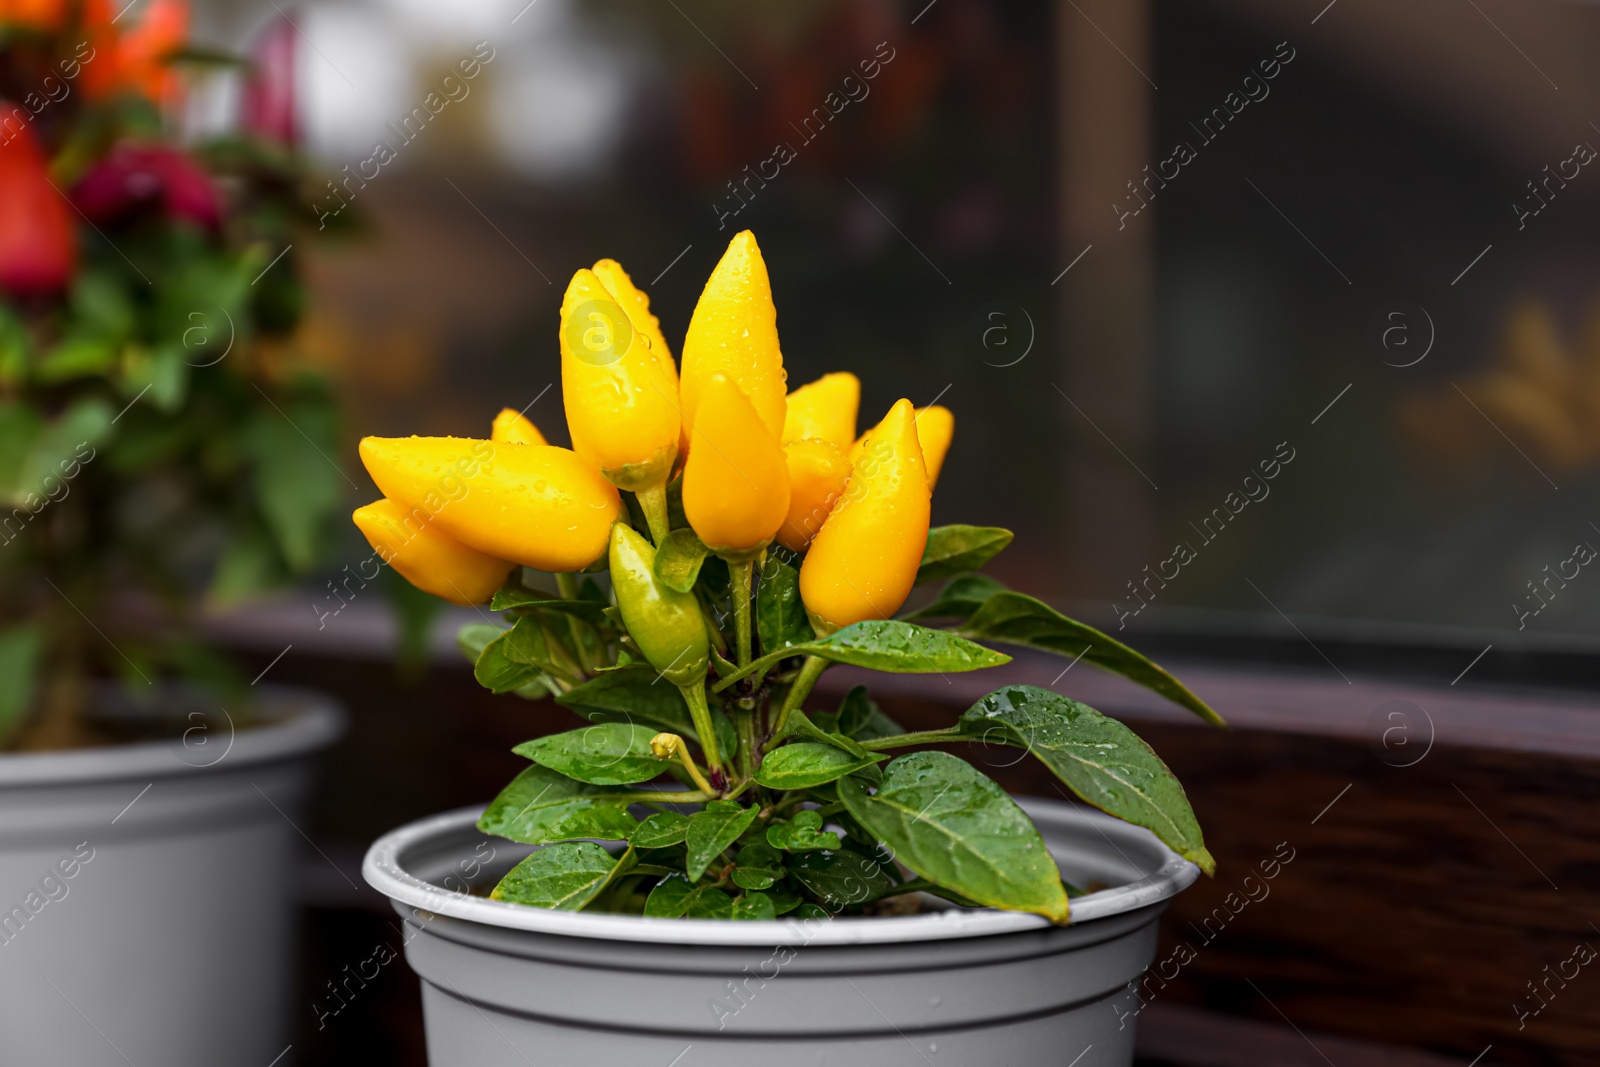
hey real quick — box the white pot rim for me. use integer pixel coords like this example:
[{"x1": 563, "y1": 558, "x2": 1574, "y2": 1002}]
[
  {"x1": 362, "y1": 797, "x2": 1199, "y2": 947},
  {"x1": 0, "y1": 685, "x2": 345, "y2": 787}
]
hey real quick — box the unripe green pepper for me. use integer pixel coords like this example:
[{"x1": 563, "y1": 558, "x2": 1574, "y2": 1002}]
[
  {"x1": 609, "y1": 523, "x2": 710, "y2": 685},
  {"x1": 609, "y1": 523, "x2": 723, "y2": 775}
]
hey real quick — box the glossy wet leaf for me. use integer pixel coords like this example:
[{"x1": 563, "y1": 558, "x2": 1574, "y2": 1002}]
[
  {"x1": 631, "y1": 812, "x2": 690, "y2": 849},
  {"x1": 787, "y1": 848, "x2": 900, "y2": 909},
  {"x1": 477, "y1": 764, "x2": 639, "y2": 844},
  {"x1": 904, "y1": 573, "x2": 1009, "y2": 622},
  {"x1": 835, "y1": 685, "x2": 903, "y2": 741},
  {"x1": 653, "y1": 528, "x2": 711, "y2": 592},
  {"x1": 644, "y1": 873, "x2": 695, "y2": 917},
  {"x1": 514, "y1": 723, "x2": 665, "y2": 786},
  {"x1": 685, "y1": 800, "x2": 759, "y2": 881},
  {"x1": 731, "y1": 842, "x2": 785, "y2": 891},
  {"x1": 959, "y1": 685, "x2": 1213, "y2": 874},
  {"x1": 732, "y1": 892, "x2": 777, "y2": 920},
  {"x1": 837, "y1": 751, "x2": 1070, "y2": 923},
  {"x1": 490, "y1": 579, "x2": 612, "y2": 626},
  {"x1": 916, "y1": 525, "x2": 1014, "y2": 584},
  {"x1": 558, "y1": 667, "x2": 736, "y2": 757},
  {"x1": 490, "y1": 841, "x2": 620, "y2": 910},
  {"x1": 766, "y1": 810, "x2": 841, "y2": 853},
  {"x1": 474, "y1": 630, "x2": 546, "y2": 694},
  {"x1": 959, "y1": 592, "x2": 1223, "y2": 725},
  {"x1": 755, "y1": 742, "x2": 883, "y2": 790},
  {"x1": 757, "y1": 557, "x2": 813, "y2": 655},
  {"x1": 807, "y1": 621, "x2": 1010, "y2": 674},
  {"x1": 683, "y1": 887, "x2": 738, "y2": 918}
]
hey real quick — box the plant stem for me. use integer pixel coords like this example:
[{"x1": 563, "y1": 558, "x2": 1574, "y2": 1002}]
[
  {"x1": 734, "y1": 704, "x2": 758, "y2": 784},
  {"x1": 676, "y1": 682, "x2": 724, "y2": 775},
  {"x1": 665, "y1": 738, "x2": 715, "y2": 794},
  {"x1": 728, "y1": 556, "x2": 753, "y2": 667},
  {"x1": 624, "y1": 791, "x2": 715, "y2": 804},
  {"x1": 858, "y1": 726, "x2": 967, "y2": 751},
  {"x1": 636, "y1": 481, "x2": 671, "y2": 545},
  {"x1": 771, "y1": 654, "x2": 827, "y2": 736},
  {"x1": 553, "y1": 572, "x2": 596, "y2": 671}
]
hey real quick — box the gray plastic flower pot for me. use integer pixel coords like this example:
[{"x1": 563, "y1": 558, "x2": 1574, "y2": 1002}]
[
  {"x1": 363, "y1": 796, "x2": 1198, "y2": 1066},
  {"x1": 0, "y1": 687, "x2": 344, "y2": 1067}
]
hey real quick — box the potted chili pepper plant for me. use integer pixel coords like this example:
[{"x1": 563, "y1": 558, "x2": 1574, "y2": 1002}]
[
  {"x1": 359, "y1": 231, "x2": 1222, "y2": 1067},
  {"x1": 0, "y1": 6, "x2": 344, "y2": 1064}
]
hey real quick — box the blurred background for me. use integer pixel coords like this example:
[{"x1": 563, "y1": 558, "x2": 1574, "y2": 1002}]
[{"x1": 61, "y1": 0, "x2": 1600, "y2": 1063}]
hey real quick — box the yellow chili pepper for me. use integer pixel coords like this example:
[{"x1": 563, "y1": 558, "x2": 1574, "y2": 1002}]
[
  {"x1": 559, "y1": 268, "x2": 681, "y2": 496},
  {"x1": 800, "y1": 398, "x2": 930, "y2": 630},
  {"x1": 353, "y1": 498, "x2": 513, "y2": 606},
  {"x1": 681, "y1": 373, "x2": 790, "y2": 554},
  {"x1": 490, "y1": 408, "x2": 547, "y2": 445},
  {"x1": 776, "y1": 438, "x2": 849, "y2": 553},
  {"x1": 914, "y1": 404, "x2": 954, "y2": 490},
  {"x1": 591, "y1": 258, "x2": 676, "y2": 386},
  {"x1": 781, "y1": 371, "x2": 859, "y2": 450},
  {"x1": 680, "y1": 230, "x2": 788, "y2": 445},
  {"x1": 358, "y1": 436, "x2": 621, "y2": 572},
  {"x1": 849, "y1": 402, "x2": 955, "y2": 491}
]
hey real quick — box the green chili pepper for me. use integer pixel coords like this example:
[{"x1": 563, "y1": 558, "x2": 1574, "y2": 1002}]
[
  {"x1": 609, "y1": 523, "x2": 723, "y2": 775},
  {"x1": 610, "y1": 523, "x2": 709, "y2": 685}
]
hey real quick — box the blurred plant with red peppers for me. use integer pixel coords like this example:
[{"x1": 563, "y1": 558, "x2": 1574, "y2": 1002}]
[{"x1": 0, "y1": 2, "x2": 348, "y2": 750}]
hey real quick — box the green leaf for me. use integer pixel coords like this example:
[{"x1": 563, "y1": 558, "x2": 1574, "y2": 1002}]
[
  {"x1": 208, "y1": 529, "x2": 286, "y2": 608},
  {"x1": 490, "y1": 579, "x2": 612, "y2": 625},
  {"x1": 684, "y1": 887, "x2": 738, "y2": 918},
  {"x1": 477, "y1": 764, "x2": 639, "y2": 844},
  {"x1": 917, "y1": 525, "x2": 1014, "y2": 584},
  {"x1": 457, "y1": 623, "x2": 505, "y2": 662},
  {"x1": 837, "y1": 751, "x2": 1070, "y2": 923},
  {"x1": 731, "y1": 842, "x2": 785, "y2": 890},
  {"x1": 249, "y1": 400, "x2": 341, "y2": 572},
  {"x1": 121, "y1": 345, "x2": 189, "y2": 413},
  {"x1": 514, "y1": 723, "x2": 666, "y2": 786},
  {"x1": 766, "y1": 810, "x2": 841, "y2": 852},
  {"x1": 719, "y1": 621, "x2": 1009, "y2": 692},
  {"x1": 835, "y1": 685, "x2": 903, "y2": 741},
  {"x1": 491, "y1": 842, "x2": 622, "y2": 910},
  {"x1": 0, "y1": 625, "x2": 44, "y2": 742},
  {"x1": 959, "y1": 685, "x2": 1212, "y2": 873},
  {"x1": 958, "y1": 592, "x2": 1224, "y2": 726},
  {"x1": 904, "y1": 573, "x2": 1009, "y2": 622},
  {"x1": 793, "y1": 902, "x2": 831, "y2": 920},
  {"x1": 631, "y1": 812, "x2": 690, "y2": 849},
  {"x1": 653, "y1": 528, "x2": 710, "y2": 592},
  {"x1": 474, "y1": 630, "x2": 545, "y2": 694},
  {"x1": 644, "y1": 873, "x2": 696, "y2": 917},
  {"x1": 557, "y1": 667, "x2": 735, "y2": 756},
  {"x1": 685, "y1": 800, "x2": 759, "y2": 881},
  {"x1": 0, "y1": 401, "x2": 40, "y2": 499},
  {"x1": 732, "y1": 892, "x2": 777, "y2": 920},
  {"x1": 33, "y1": 336, "x2": 116, "y2": 382},
  {"x1": 756, "y1": 743, "x2": 883, "y2": 790},
  {"x1": 18, "y1": 398, "x2": 112, "y2": 503},
  {"x1": 787, "y1": 848, "x2": 900, "y2": 909},
  {"x1": 757, "y1": 557, "x2": 813, "y2": 655},
  {"x1": 812, "y1": 620, "x2": 1010, "y2": 673}
]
